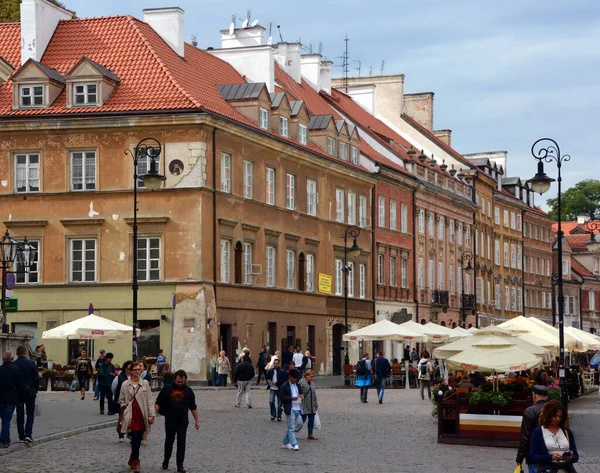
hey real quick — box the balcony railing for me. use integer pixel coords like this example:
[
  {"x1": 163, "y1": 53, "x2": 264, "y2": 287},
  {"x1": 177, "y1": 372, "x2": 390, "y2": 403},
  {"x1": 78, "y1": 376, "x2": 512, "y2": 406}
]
[
  {"x1": 431, "y1": 290, "x2": 449, "y2": 307},
  {"x1": 461, "y1": 294, "x2": 477, "y2": 311}
]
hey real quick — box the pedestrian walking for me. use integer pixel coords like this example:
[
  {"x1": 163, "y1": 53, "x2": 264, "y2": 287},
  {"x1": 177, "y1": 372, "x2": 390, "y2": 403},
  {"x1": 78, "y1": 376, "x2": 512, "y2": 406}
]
[
  {"x1": 13, "y1": 346, "x2": 39, "y2": 443},
  {"x1": 298, "y1": 370, "x2": 318, "y2": 440},
  {"x1": 75, "y1": 349, "x2": 94, "y2": 400},
  {"x1": 98, "y1": 352, "x2": 116, "y2": 415},
  {"x1": 280, "y1": 369, "x2": 303, "y2": 451},
  {"x1": 118, "y1": 361, "x2": 156, "y2": 473},
  {"x1": 516, "y1": 385, "x2": 549, "y2": 473},
  {"x1": 403, "y1": 345, "x2": 410, "y2": 361},
  {"x1": 234, "y1": 355, "x2": 254, "y2": 408},
  {"x1": 216, "y1": 351, "x2": 231, "y2": 387},
  {"x1": 112, "y1": 361, "x2": 132, "y2": 442},
  {"x1": 0, "y1": 351, "x2": 25, "y2": 448},
  {"x1": 355, "y1": 353, "x2": 372, "y2": 403},
  {"x1": 300, "y1": 350, "x2": 313, "y2": 375},
  {"x1": 256, "y1": 346, "x2": 268, "y2": 385},
  {"x1": 417, "y1": 351, "x2": 433, "y2": 400},
  {"x1": 155, "y1": 369, "x2": 199, "y2": 473},
  {"x1": 281, "y1": 345, "x2": 294, "y2": 370},
  {"x1": 265, "y1": 350, "x2": 281, "y2": 371},
  {"x1": 292, "y1": 347, "x2": 303, "y2": 374},
  {"x1": 266, "y1": 358, "x2": 286, "y2": 421},
  {"x1": 372, "y1": 351, "x2": 391, "y2": 404},
  {"x1": 94, "y1": 349, "x2": 106, "y2": 400},
  {"x1": 410, "y1": 348, "x2": 420, "y2": 365}
]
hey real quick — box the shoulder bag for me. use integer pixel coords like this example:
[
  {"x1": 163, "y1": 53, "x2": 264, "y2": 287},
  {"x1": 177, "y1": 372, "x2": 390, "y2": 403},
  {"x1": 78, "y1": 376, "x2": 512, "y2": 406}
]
[{"x1": 117, "y1": 384, "x2": 141, "y2": 434}]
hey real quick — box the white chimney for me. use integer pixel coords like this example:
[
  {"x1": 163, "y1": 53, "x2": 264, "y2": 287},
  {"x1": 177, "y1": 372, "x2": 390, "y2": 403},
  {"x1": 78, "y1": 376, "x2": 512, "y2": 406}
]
[
  {"x1": 20, "y1": 0, "x2": 72, "y2": 65},
  {"x1": 275, "y1": 42, "x2": 301, "y2": 83},
  {"x1": 301, "y1": 54, "x2": 322, "y2": 92},
  {"x1": 143, "y1": 7, "x2": 185, "y2": 57},
  {"x1": 319, "y1": 60, "x2": 333, "y2": 95},
  {"x1": 220, "y1": 26, "x2": 266, "y2": 49}
]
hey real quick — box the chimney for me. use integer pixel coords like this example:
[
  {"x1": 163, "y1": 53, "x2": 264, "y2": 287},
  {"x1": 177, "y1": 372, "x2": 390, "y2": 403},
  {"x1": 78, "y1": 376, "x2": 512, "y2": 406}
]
[
  {"x1": 332, "y1": 74, "x2": 404, "y2": 120},
  {"x1": 578, "y1": 214, "x2": 590, "y2": 225},
  {"x1": 300, "y1": 54, "x2": 322, "y2": 92},
  {"x1": 20, "y1": 0, "x2": 72, "y2": 65},
  {"x1": 402, "y1": 92, "x2": 434, "y2": 131},
  {"x1": 220, "y1": 26, "x2": 266, "y2": 49},
  {"x1": 143, "y1": 7, "x2": 185, "y2": 57},
  {"x1": 433, "y1": 129, "x2": 451, "y2": 146},
  {"x1": 319, "y1": 60, "x2": 333, "y2": 95},
  {"x1": 275, "y1": 42, "x2": 301, "y2": 83}
]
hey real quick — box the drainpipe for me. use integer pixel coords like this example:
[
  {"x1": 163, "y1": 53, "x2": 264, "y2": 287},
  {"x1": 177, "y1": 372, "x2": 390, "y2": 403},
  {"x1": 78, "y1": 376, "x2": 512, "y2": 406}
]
[
  {"x1": 579, "y1": 284, "x2": 583, "y2": 330},
  {"x1": 371, "y1": 184, "x2": 377, "y2": 324},
  {"x1": 471, "y1": 173, "x2": 478, "y2": 328},
  {"x1": 521, "y1": 209, "x2": 526, "y2": 317},
  {"x1": 412, "y1": 188, "x2": 419, "y2": 323},
  {"x1": 212, "y1": 127, "x2": 218, "y2": 300}
]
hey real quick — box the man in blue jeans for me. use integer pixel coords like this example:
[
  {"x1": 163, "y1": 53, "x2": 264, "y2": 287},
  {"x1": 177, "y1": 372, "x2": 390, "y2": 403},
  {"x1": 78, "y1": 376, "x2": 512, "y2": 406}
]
[
  {"x1": 373, "y1": 351, "x2": 391, "y2": 404},
  {"x1": 0, "y1": 351, "x2": 25, "y2": 448},
  {"x1": 279, "y1": 369, "x2": 303, "y2": 451},
  {"x1": 266, "y1": 358, "x2": 287, "y2": 421},
  {"x1": 13, "y1": 346, "x2": 39, "y2": 443}
]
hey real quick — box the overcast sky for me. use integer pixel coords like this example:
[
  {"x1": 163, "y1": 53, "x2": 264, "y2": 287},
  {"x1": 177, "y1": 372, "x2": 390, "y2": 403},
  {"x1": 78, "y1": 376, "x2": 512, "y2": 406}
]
[{"x1": 64, "y1": 0, "x2": 599, "y2": 208}]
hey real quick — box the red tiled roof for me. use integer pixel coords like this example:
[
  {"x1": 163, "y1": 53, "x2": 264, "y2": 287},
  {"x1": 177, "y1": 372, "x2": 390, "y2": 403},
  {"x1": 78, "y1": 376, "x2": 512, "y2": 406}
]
[
  {"x1": 565, "y1": 234, "x2": 592, "y2": 251},
  {"x1": 571, "y1": 257, "x2": 595, "y2": 278},
  {"x1": 0, "y1": 23, "x2": 20, "y2": 68},
  {"x1": 552, "y1": 221, "x2": 592, "y2": 234},
  {"x1": 360, "y1": 141, "x2": 412, "y2": 177}
]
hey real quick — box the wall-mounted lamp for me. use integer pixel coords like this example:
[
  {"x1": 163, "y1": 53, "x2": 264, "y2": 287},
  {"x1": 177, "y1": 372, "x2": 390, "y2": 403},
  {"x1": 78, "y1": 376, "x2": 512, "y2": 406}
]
[{"x1": 160, "y1": 314, "x2": 168, "y2": 322}]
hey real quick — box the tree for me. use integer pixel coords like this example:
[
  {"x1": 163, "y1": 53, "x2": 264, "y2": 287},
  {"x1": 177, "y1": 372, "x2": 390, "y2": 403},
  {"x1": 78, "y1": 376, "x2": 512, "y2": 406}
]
[
  {"x1": 546, "y1": 179, "x2": 600, "y2": 222},
  {"x1": 1, "y1": 0, "x2": 72, "y2": 23}
]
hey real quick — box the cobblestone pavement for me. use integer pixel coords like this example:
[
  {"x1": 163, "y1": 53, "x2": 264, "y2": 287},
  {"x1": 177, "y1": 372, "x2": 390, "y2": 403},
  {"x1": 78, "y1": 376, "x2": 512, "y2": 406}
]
[{"x1": 3, "y1": 386, "x2": 599, "y2": 473}]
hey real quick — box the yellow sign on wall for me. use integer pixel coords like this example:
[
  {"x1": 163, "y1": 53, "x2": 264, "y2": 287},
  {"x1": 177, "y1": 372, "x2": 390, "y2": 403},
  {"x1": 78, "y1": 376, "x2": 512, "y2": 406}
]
[{"x1": 318, "y1": 273, "x2": 332, "y2": 294}]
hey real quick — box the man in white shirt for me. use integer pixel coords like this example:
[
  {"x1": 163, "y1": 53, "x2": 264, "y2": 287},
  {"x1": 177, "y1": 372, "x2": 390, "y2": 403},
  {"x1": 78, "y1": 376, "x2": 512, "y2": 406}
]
[
  {"x1": 292, "y1": 348, "x2": 304, "y2": 373},
  {"x1": 280, "y1": 369, "x2": 303, "y2": 451}
]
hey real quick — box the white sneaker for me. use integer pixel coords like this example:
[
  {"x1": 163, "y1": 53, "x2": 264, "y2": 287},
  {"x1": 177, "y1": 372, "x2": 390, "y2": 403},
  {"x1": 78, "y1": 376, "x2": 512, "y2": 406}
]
[
  {"x1": 293, "y1": 445, "x2": 299, "y2": 451},
  {"x1": 282, "y1": 443, "x2": 292, "y2": 449}
]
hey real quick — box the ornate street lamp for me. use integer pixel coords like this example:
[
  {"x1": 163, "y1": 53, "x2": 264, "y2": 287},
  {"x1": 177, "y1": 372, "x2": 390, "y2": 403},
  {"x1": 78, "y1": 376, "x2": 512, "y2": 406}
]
[
  {"x1": 342, "y1": 225, "x2": 362, "y2": 365},
  {"x1": 577, "y1": 213, "x2": 600, "y2": 252},
  {"x1": 124, "y1": 138, "x2": 166, "y2": 360},
  {"x1": 527, "y1": 137, "x2": 571, "y2": 409},
  {"x1": 458, "y1": 250, "x2": 474, "y2": 328}
]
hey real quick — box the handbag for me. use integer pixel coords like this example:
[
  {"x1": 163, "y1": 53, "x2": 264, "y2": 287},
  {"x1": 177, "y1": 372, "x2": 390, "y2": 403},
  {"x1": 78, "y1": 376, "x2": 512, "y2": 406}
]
[
  {"x1": 314, "y1": 412, "x2": 321, "y2": 430},
  {"x1": 70, "y1": 380, "x2": 79, "y2": 392}
]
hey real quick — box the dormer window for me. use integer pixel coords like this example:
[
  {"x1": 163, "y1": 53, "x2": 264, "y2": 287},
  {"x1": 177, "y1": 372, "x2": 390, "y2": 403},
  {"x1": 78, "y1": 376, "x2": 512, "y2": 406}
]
[
  {"x1": 298, "y1": 124, "x2": 307, "y2": 145},
  {"x1": 259, "y1": 107, "x2": 269, "y2": 129},
  {"x1": 339, "y1": 142, "x2": 347, "y2": 161},
  {"x1": 327, "y1": 137, "x2": 336, "y2": 156},
  {"x1": 73, "y1": 83, "x2": 98, "y2": 106},
  {"x1": 279, "y1": 116, "x2": 289, "y2": 137},
  {"x1": 20, "y1": 85, "x2": 44, "y2": 107},
  {"x1": 350, "y1": 146, "x2": 358, "y2": 164}
]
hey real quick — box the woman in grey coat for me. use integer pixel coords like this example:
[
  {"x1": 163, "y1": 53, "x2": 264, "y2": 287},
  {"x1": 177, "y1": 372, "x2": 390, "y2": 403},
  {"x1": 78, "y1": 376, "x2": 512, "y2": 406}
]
[{"x1": 298, "y1": 369, "x2": 319, "y2": 440}]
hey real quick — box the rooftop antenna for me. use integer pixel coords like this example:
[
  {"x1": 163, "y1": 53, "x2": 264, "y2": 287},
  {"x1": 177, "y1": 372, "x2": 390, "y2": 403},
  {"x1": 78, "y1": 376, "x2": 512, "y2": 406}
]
[
  {"x1": 277, "y1": 24, "x2": 284, "y2": 42},
  {"x1": 342, "y1": 33, "x2": 350, "y2": 92},
  {"x1": 369, "y1": 65, "x2": 373, "y2": 76},
  {"x1": 380, "y1": 60, "x2": 385, "y2": 76},
  {"x1": 229, "y1": 14, "x2": 236, "y2": 35},
  {"x1": 355, "y1": 60, "x2": 362, "y2": 77},
  {"x1": 267, "y1": 23, "x2": 273, "y2": 45},
  {"x1": 190, "y1": 34, "x2": 198, "y2": 47},
  {"x1": 318, "y1": 42, "x2": 323, "y2": 55},
  {"x1": 308, "y1": 43, "x2": 313, "y2": 53}
]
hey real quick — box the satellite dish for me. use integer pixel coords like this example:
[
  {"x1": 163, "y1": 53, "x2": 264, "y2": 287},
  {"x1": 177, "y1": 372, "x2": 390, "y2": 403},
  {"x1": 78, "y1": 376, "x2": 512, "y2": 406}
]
[
  {"x1": 267, "y1": 35, "x2": 272, "y2": 45},
  {"x1": 251, "y1": 19, "x2": 259, "y2": 27},
  {"x1": 242, "y1": 19, "x2": 249, "y2": 28},
  {"x1": 229, "y1": 22, "x2": 235, "y2": 35}
]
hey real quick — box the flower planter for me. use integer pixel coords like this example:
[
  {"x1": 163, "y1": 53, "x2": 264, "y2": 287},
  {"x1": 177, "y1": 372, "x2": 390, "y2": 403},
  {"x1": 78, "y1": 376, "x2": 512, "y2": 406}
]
[{"x1": 51, "y1": 375, "x2": 74, "y2": 391}]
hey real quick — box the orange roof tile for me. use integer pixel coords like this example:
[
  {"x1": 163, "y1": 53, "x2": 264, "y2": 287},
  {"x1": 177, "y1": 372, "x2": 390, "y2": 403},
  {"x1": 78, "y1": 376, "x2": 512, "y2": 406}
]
[
  {"x1": 571, "y1": 257, "x2": 595, "y2": 278},
  {"x1": 552, "y1": 221, "x2": 595, "y2": 235},
  {"x1": 0, "y1": 23, "x2": 20, "y2": 68},
  {"x1": 360, "y1": 141, "x2": 412, "y2": 177},
  {"x1": 565, "y1": 234, "x2": 592, "y2": 251}
]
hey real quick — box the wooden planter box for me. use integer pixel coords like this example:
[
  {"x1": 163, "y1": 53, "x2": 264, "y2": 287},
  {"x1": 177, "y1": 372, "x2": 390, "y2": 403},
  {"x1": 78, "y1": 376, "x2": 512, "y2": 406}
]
[
  {"x1": 51, "y1": 375, "x2": 75, "y2": 391},
  {"x1": 40, "y1": 375, "x2": 51, "y2": 391}
]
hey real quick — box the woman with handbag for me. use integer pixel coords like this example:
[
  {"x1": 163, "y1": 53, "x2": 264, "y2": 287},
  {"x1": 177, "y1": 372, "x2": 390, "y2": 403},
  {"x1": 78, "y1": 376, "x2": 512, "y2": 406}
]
[
  {"x1": 298, "y1": 369, "x2": 319, "y2": 440},
  {"x1": 118, "y1": 361, "x2": 156, "y2": 472},
  {"x1": 216, "y1": 351, "x2": 231, "y2": 387}
]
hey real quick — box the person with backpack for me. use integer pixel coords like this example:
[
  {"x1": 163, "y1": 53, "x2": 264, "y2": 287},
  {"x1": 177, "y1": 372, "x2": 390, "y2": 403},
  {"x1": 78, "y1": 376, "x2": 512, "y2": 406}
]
[
  {"x1": 417, "y1": 351, "x2": 433, "y2": 400},
  {"x1": 355, "y1": 353, "x2": 372, "y2": 403}
]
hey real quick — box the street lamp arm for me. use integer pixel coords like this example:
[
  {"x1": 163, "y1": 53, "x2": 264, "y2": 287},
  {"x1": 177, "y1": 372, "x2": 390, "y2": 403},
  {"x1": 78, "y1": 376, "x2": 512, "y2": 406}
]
[
  {"x1": 341, "y1": 225, "x2": 361, "y2": 240},
  {"x1": 531, "y1": 138, "x2": 571, "y2": 166}
]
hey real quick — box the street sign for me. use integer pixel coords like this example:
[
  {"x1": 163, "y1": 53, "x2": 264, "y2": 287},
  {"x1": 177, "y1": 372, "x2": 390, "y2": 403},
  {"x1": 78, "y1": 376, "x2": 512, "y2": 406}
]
[
  {"x1": 4, "y1": 289, "x2": 13, "y2": 299},
  {"x1": 6, "y1": 273, "x2": 15, "y2": 290},
  {"x1": 4, "y1": 298, "x2": 18, "y2": 312}
]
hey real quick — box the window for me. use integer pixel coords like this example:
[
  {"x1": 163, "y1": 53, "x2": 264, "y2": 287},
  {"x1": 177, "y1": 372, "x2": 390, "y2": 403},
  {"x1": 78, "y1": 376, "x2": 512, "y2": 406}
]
[
  {"x1": 259, "y1": 107, "x2": 269, "y2": 129},
  {"x1": 220, "y1": 240, "x2": 230, "y2": 283},
  {"x1": 70, "y1": 151, "x2": 96, "y2": 191},
  {"x1": 510, "y1": 212, "x2": 516, "y2": 230},
  {"x1": 541, "y1": 291, "x2": 546, "y2": 309},
  {"x1": 279, "y1": 116, "x2": 289, "y2": 137},
  {"x1": 389, "y1": 200, "x2": 397, "y2": 230},
  {"x1": 359, "y1": 196, "x2": 368, "y2": 227},
  {"x1": 19, "y1": 85, "x2": 43, "y2": 107},
  {"x1": 286, "y1": 173, "x2": 295, "y2": 210},
  {"x1": 401, "y1": 258, "x2": 408, "y2": 288},
  {"x1": 428, "y1": 259, "x2": 434, "y2": 289},
  {"x1": 504, "y1": 242, "x2": 509, "y2": 268},
  {"x1": 517, "y1": 214, "x2": 522, "y2": 231},
  {"x1": 517, "y1": 245, "x2": 522, "y2": 270},
  {"x1": 547, "y1": 293, "x2": 551, "y2": 310},
  {"x1": 73, "y1": 83, "x2": 97, "y2": 105},
  {"x1": 243, "y1": 160, "x2": 253, "y2": 199},
  {"x1": 487, "y1": 200, "x2": 491, "y2": 217},
  {"x1": 595, "y1": 257, "x2": 600, "y2": 274},
  {"x1": 339, "y1": 142, "x2": 347, "y2": 161},
  {"x1": 476, "y1": 276, "x2": 484, "y2": 304},
  {"x1": 347, "y1": 191, "x2": 356, "y2": 225},
  {"x1": 438, "y1": 262, "x2": 444, "y2": 290},
  {"x1": 510, "y1": 244, "x2": 516, "y2": 269},
  {"x1": 359, "y1": 264, "x2": 366, "y2": 298},
  {"x1": 14, "y1": 153, "x2": 40, "y2": 193},
  {"x1": 564, "y1": 295, "x2": 570, "y2": 315},
  {"x1": 15, "y1": 240, "x2": 39, "y2": 284},
  {"x1": 480, "y1": 232, "x2": 484, "y2": 258},
  {"x1": 529, "y1": 256, "x2": 534, "y2": 274},
  {"x1": 70, "y1": 239, "x2": 96, "y2": 282},
  {"x1": 348, "y1": 261, "x2": 355, "y2": 296},
  {"x1": 590, "y1": 291, "x2": 595, "y2": 311},
  {"x1": 503, "y1": 209, "x2": 509, "y2": 227},
  {"x1": 535, "y1": 226, "x2": 539, "y2": 240},
  {"x1": 306, "y1": 254, "x2": 314, "y2": 292},
  {"x1": 418, "y1": 210, "x2": 425, "y2": 234},
  {"x1": 378, "y1": 196, "x2": 386, "y2": 227},
  {"x1": 487, "y1": 235, "x2": 491, "y2": 262},
  {"x1": 496, "y1": 284, "x2": 501, "y2": 310},
  {"x1": 494, "y1": 239, "x2": 500, "y2": 265},
  {"x1": 428, "y1": 214, "x2": 435, "y2": 237},
  {"x1": 335, "y1": 259, "x2": 343, "y2": 295},
  {"x1": 327, "y1": 137, "x2": 336, "y2": 156},
  {"x1": 449, "y1": 220, "x2": 455, "y2": 242},
  {"x1": 266, "y1": 167, "x2": 276, "y2": 205},
  {"x1": 505, "y1": 284, "x2": 510, "y2": 311},
  {"x1": 298, "y1": 124, "x2": 307, "y2": 145},
  {"x1": 307, "y1": 179, "x2": 317, "y2": 216},
  {"x1": 449, "y1": 264, "x2": 455, "y2": 295},
  {"x1": 562, "y1": 259, "x2": 570, "y2": 277},
  {"x1": 465, "y1": 225, "x2": 471, "y2": 246},
  {"x1": 540, "y1": 258, "x2": 544, "y2": 276},
  {"x1": 335, "y1": 188, "x2": 345, "y2": 223},
  {"x1": 512, "y1": 287, "x2": 517, "y2": 312},
  {"x1": 220, "y1": 153, "x2": 231, "y2": 193},
  {"x1": 266, "y1": 246, "x2": 276, "y2": 287},
  {"x1": 401, "y1": 204, "x2": 408, "y2": 233},
  {"x1": 457, "y1": 222, "x2": 463, "y2": 245},
  {"x1": 390, "y1": 256, "x2": 397, "y2": 286},
  {"x1": 350, "y1": 146, "x2": 358, "y2": 164},
  {"x1": 243, "y1": 242, "x2": 252, "y2": 285},
  {"x1": 378, "y1": 254, "x2": 385, "y2": 285},
  {"x1": 547, "y1": 259, "x2": 551, "y2": 277},
  {"x1": 135, "y1": 147, "x2": 161, "y2": 189},
  {"x1": 286, "y1": 249, "x2": 295, "y2": 289},
  {"x1": 487, "y1": 281, "x2": 491, "y2": 306},
  {"x1": 465, "y1": 272, "x2": 471, "y2": 294},
  {"x1": 137, "y1": 237, "x2": 160, "y2": 281},
  {"x1": 414, "y1": 257, "x2": 423, "y2": 290}
]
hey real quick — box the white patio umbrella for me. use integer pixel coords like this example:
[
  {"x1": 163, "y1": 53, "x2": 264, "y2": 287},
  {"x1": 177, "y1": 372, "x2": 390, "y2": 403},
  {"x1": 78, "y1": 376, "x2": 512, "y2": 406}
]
[
  {"x1": 42, "y1": 314, "x2": 136, "y2": 340},
  {"x1": 342, "y1": 319, "x2": 426, "y2": 343},
  {"x1": 423, "y1": 322, "x2": 464, "y2": 342},
  {"x1": 397, "y1": 320, "x2": 452, "y2": 343},
  {"x1": 452, "y1": 326, "x2": 472, "y2": 337},
  {"x1": 565, "y1": 326, "x2": 600, "y2": 351},
  {"x1": 498, "y1": 316, "x2": 581, "y2": 351},
  {"x1": 467, "y1": 327, "x2": 479, "y2": 333},
  {"x1": 445, "y1": 340, "x2": 543, "y2": 373}
]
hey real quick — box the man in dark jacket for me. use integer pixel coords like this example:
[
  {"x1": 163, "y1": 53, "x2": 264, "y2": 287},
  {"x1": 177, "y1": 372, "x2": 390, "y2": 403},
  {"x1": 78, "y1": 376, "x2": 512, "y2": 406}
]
[
  {"x1": 372, "y1": 351, "x2": 391, "y2": 404},
  {"x1": 155, "y1": 370, "x2": 199, "y2": 473},
  {"x1": 13, "y1": 346, "x2": 39, "y2": 443},
  {"x1": 266, "y1": 358, "x2": 287, "y2": 421},
  {"x1": 281, "y1": 345, "x2": 294, "y2": 370},
  {"x1": 256, "y1": 346, "x2": 268, "y2": 386},
  {"x1": 279, "y1": 369, "x2": 303, "y2": 451},
  {"x1": 97, "y1": 352, "x2": 116, "y2": 415},
  {"x1": 234, "y1": 355, "x2": 255, "y2": 408},
  {"x1": 516, "y1": 385, "x2": 548, "y2": 473},
  {"x1": 0, "y1": 351, "x2": 25, "y2": 448}
]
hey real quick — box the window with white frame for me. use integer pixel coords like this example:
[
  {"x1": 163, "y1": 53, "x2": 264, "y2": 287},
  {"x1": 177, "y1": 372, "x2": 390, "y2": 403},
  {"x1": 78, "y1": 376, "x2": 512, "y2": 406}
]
[
  {"x1": 286, "y1": 249, "x2": 295, "y2": 289},
  {"x1": 496, "y1": 284, "x2": 502, "y2": 310},
  {"x1": 480, "y1": 232, "x2": 485, "y2": 259},
  {"x1": 547, "y1": 293, "x2": 551, "y2": 309},
  {"x1": 286, "y1": 173, "x2": 295, "y2": 210},
  {"x1": 19, "y1": 85, "x2": 44, "y2": 107},
  {"x1": 458, "y1": 266, "x2": 462, "y2": 295},
  {"x1": 547, "y1": 259, "x2": 551, "y2": 277},
  {"x1": 476, "y1": 276, "x2": 484, "y2": 304},
  {"x1": 14, "y1": 153, "x2": 40, "y2": 193},
  {"x1": 73, "y1": 83, "x2": 98, "y2": 106},
  {"x1": 279, "y1": 116, "x2": 289, "y2": 137},
  {"x1": 562, "y1": 259, "x2": 570, "y2": 277},
  {"x1": 401, "y1": 204, "x2": 408, "y2": 233},
  {"x1": 220, "y1": 153, "x2": 231, "y2": 193},
  {"x1": 535, "y1": 225, "x2": 539, "y2": 240},
  {"x1": 266, "y1": 246, "x2": 276, "y2": 287},
  {"x1": 428, "y1": 259, "x2": 434, "y2": 289},
  {"x1": 595, "y1": 257, "x2": 600, "y2": 274},
  {"x1": 266, "y1": 167, "x2": 275, "y2": 205},
  {"x1": 378, "y1": 196, "x2": 385, "y2": 227},
  {"x1": 540, "y1": 258, "x2": 544, "y2": 276},
  {"x1": 465, "y1": 225, "x2": 471, "y2": 246},
  {"x1": 418, "y1": 210, "x2": 425, "y2": 234},
  {"x1": 487, "y1": 200, "x2": 491, "y2": 217},
  {"x1": 378, "y1": 253, "x2": 385, "y2": 285},
  {"x1": 510, "y1": 244, "x2": 516, "y2": 269},
  {"x1": 428, "y1": 214, "x2": 435, "y2": 237},
  {"x1": 494, "y1": 207, "x2": 500, "y2": 225},
  {"x1": 243, "y1": 160, "x2": 253, "y2": 199},
  {"x1": 449, "y1": 220, "x2": 455, "y2": 242},
  {"x1": 504, "y1": 242, "x2": 509, "y2": 268},
  {"x1": 438, "y1": 216, "x2": 445, "y2": 240},
  {"x1": 243, "y1": 242, "x2": 253, "y2": 285},
  {"x1": 348, "y1": 261, "x2": 355, "y2": 297},
  {"x1": 418, "y1": 258, "x2": 424, "y2": 290},
  {"x1": 511, "y1": 287, "x2": 517, "y2": 312},
  {"x1": 389, "y1": 200, "x2": 397, "y2": 230},
  {"x1": 70, "y1": 151, "x2": 96, "y2": 191},
  {"x1": 449, "y1": 264, "x2": 455, "y2": 294},
  {"x1": 458, "y1": 222, "x2": 463, "y2": 245},
  {"x1": 359, "y1": 196, "x2": 367, "y2": 227},
  {"x1": 487, "y1": 281, "x2": 491, "y2": 305},
  {"x1": 465, "y1": 272, "x2": 471, "y2": 294},
  {"x1": 517, "y1": 214, "x2": 522, "y2": 231},
  {"x1": 390, "y1": 256, "x2": 397, "y2": 286},
  {"x1": 510, "y1": 212, "x2": 516, "y2": 229},
  {"x1": 70, "y1": 238, "x2": 96, "y2": 282},
  {"x1": 15, "y1": 240, "x2": 39, "y2": 284},
  {"x1": 348, "y1": 191, "x2": 356, "y2": 225},
  {"x1": 259, "y1": 108, "x2": 269, "y2": 129},
  {"x1": 339, "y1": 142, "x2": 347, "y2": 161},
  {"x1": 503, "y1": 209, "x2": 509, "y2": 227},
  {"x1": 401, "y1": 258, "x2": 408, "y2": 288},
  {"x1": 306, "y1": 253, "x2": 315, "y2": 292},
  {"x1": 350, "y1": 146, "x2": 358, "y2": 164},
  {"x1": 590, "y1": 291, "x2": 595, "y2": 311},
  {"x1": 505, "y1": 284, "x2": 510, "y2": 311},
  {"x1": 307, "y1": 179, "x2": 317, "y2": 216},
  {"x1": 542, "y1": 291, "x2": 546, "y2": 309},
  {"x1": 438, "y1": 261, "x2": 444, "y2": 290},
  {"x1": 517, "y1": 245, "x2": 522, "y2": 270},
  {"x1": 137, "y1": 237, "x2": 160, "y2": 281},
  {"x1": 359, "y1": 264, "x2": 366, "y2": 298},
  {"x1": 525, "y1": 289, "x2": 529, "y2": 308},
  {"x1": 220, "y1": 239, "x2": 230, "y2": 283},
  {"x1": 327, "y1": 137, "x2": 336, "y2": 156},
  {"x1": 335, "y1": 259, "x2": 343, "y2": 295},
  {"x1": 136, "y1": 146, "x2": 162, "y2": 189},
  {"x1": 335, "y1": 188, "x2": 345, "y2": 223},
  {"x1": 298, "y1": 124, "x2": 308, "y2": 145},
  {"x1": 529, "y1": 256, "x2": 534, "y2": 274}
]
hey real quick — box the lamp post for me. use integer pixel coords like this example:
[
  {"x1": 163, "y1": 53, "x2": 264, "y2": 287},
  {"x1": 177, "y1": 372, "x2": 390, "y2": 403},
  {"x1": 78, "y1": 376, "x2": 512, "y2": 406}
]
[
  {"x1": 527, "y1": 138, "x2": 571, "y2": 408},
  {"x1": 458, "y1": 250, "x2": 474, "y2": 328},
  {"x1": 342, "y1": 225, "x2": 362, "y2": 365},
  {"x1": 1, "y1": 230, "x2": 37, "y2": 333},
  {"x1": 124, "y1": 138, "x2": 166, "y2": 360}
]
